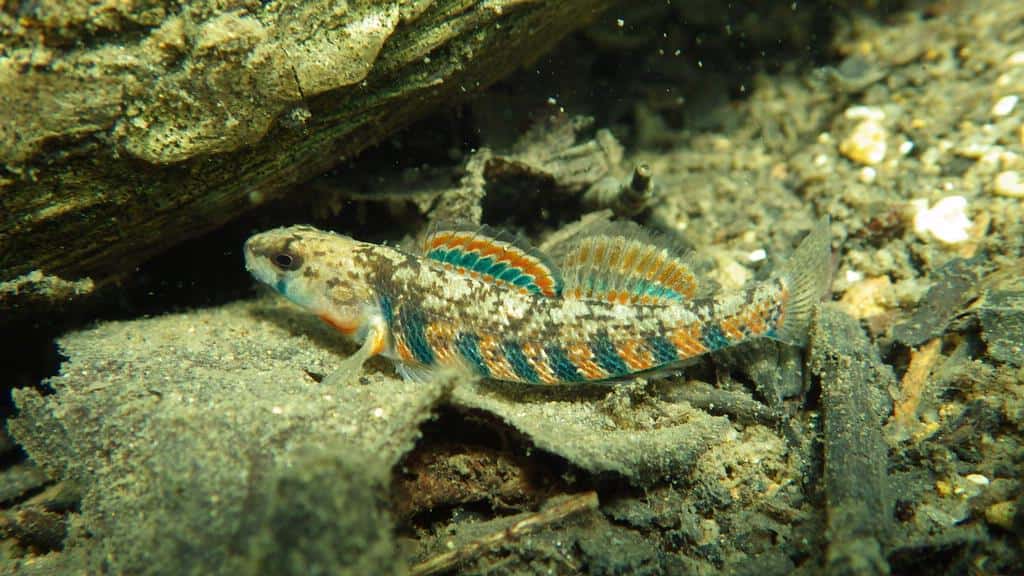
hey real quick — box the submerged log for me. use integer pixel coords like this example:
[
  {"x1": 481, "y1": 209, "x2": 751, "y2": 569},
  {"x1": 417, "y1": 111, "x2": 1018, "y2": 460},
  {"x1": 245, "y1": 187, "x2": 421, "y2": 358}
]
[{"x1": 0, "y1": 0, "x2": 614, "y2": 310}]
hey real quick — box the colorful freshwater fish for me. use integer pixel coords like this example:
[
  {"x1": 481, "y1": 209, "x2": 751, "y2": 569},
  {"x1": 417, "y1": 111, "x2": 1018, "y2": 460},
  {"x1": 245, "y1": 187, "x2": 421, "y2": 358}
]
[{"x1": 244, "y1": 218, "x2": 831, "y2": 385}]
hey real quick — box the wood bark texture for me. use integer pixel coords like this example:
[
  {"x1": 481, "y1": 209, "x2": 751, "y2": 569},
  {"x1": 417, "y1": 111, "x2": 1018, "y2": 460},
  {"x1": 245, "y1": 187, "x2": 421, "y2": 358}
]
[{"x1": 0, "y1": 0, "x2": 614, "y2": 309}]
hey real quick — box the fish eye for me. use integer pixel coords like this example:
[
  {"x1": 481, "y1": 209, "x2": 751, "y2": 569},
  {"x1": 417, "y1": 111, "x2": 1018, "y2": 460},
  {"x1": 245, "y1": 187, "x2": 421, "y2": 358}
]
[{"x1": 272, "y1": 251, "x2": 302, "y2": 271}]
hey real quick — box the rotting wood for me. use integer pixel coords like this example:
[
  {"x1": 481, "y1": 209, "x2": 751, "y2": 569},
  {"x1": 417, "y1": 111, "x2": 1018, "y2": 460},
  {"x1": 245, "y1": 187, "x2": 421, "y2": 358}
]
[
  {"x1": 0, "y1": 0, "x2": 616, "y2": 312},
  {"x1": 810, "y1": 305, "x2": 894, "y2": 576}
]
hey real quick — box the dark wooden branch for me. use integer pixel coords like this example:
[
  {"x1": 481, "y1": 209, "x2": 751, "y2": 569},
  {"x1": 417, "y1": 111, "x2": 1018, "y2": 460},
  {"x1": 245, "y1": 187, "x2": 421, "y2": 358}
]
[{"x1": 0, "y1": 0, "x2": 614, "y2": 310}]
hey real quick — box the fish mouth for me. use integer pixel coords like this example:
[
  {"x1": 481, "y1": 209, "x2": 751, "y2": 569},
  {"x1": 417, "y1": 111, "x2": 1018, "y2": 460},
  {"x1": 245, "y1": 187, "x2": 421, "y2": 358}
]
[{"x1": 243, "y1": 236, "x2": 277, "y2": 287}]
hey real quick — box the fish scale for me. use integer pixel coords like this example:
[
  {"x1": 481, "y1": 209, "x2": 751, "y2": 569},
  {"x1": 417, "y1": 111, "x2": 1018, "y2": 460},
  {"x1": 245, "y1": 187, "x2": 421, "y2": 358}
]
[{"x1": 243, "y1": 218, "x2": 832, "y2": 385}]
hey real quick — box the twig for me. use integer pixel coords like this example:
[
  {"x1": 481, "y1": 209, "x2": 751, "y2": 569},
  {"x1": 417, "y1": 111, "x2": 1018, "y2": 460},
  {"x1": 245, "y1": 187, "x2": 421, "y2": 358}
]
[
  {"x1": 888, "y1": 338, "x2": 942, "y2": 439},
  {"x1": 410, "y1": 491, "x2": 599, "y2": 576}
]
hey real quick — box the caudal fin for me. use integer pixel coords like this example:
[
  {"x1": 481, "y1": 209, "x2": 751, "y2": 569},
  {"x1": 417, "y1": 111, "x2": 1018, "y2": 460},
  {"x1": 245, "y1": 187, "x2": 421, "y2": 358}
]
[{"x1": 772, "y1": 216, "x2": 833, "y2": 345}]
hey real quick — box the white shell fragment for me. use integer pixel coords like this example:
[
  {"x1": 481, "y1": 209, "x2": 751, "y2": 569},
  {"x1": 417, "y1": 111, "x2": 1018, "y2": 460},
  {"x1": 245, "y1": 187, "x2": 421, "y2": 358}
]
[{"x1": 911, "y1": 196, "x2": 973, "y2": 245}]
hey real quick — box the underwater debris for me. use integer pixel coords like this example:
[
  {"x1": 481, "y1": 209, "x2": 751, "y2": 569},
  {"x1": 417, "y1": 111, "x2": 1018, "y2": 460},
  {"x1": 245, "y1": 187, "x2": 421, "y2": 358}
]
[
  {"x1": 0, "y1": 270, "x2": 95, "y2": 311},
  {"x1": 391, "y1": 441, "x2": 548, "y2": 520},
  {"x1": 7, "y1": 301, "x2": 447, "y2": 574},
  {"x1": 450, "y1": 381, "x2": 732, "y2": 487},
  {"x1": 582, "y1": 162, "x2": 658, "y2": 217},
  {"x1": 1, "y1": 0, "x2": 617, "y2": 306},
  {"x1": 409, "y1": 491, "x2": 598, "y2": 576},
  {"x1": 810, "y1": 306, "x2": 894, "y2": 576},
  {"x1": 0, "y1": 508, "x2": 66, "y2": 554},
  {"x1": 887, "y1": 338, "x2": 943, "y2": 440},
  {"x1": 892, "y1": 255, "x2": 988, "y2": 347},
  {"x1": 973, "y1": 265, "x2": 1024, "y2": 367}
]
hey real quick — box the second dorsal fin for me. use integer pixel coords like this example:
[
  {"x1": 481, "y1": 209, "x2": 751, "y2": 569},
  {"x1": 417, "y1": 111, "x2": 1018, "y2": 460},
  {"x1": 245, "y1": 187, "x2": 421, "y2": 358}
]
[
  {"x1": 559, "y1": 223, "x2": 698, "y2": 305},
  {"x1": 422, "y1": 224, "x2": 563, "y2": 297}
]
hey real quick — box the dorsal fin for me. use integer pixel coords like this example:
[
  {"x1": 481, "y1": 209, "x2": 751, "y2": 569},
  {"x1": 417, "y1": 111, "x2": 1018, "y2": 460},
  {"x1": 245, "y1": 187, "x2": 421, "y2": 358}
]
[
  {"x1": 422, "y1": 223, "x2": 563, "y2": 297},
  {"x1": 559, "y1": 222, "x2": 698, "y2": 305}
]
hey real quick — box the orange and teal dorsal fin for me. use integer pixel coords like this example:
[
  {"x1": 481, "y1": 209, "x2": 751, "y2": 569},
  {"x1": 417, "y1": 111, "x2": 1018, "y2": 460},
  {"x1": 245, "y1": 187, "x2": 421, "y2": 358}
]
[
  {"x1": 558, "y1": 221, "x2": 699, "y2": 305},
  {"x1": 421, "y1": 223, "x2": 563, "y2": 297}
]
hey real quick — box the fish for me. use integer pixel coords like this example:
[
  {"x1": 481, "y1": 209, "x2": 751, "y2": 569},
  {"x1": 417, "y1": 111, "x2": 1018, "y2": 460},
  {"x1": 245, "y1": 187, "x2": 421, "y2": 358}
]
[{"x1": 244, "y1": 217, "x2": 832, "y2": 386}]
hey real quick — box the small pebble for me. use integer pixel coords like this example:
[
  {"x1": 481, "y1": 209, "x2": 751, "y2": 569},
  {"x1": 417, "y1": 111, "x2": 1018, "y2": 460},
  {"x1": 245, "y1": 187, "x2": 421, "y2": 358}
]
[
  {"x1": 844, "y1": 105, "x2": 886, "y2": 121},
  {"x1": 840, "y1": 119, "x2": 888, "y2": 165},
  {"x1": 993, "y1": 170, "x2": 1024, "y2": 198},
  {"x1": 965, "y1": 473, "x2": 990, "y2": 487},
  {"x1": 992, "y1": 95, "x2": 1019, "y2": 117},
  {"x1": 838, "y1": 276, "x2": 892, "y2": 319},
  {"x1": 912, "y1": 196, "x2": 973, "y2": 245},
  {"x1": 985, "y1": 500, "x2": 1018, "y2": 530},
  {"x1": 935, "y1": 479, "x2": 953, "y2": 497}
]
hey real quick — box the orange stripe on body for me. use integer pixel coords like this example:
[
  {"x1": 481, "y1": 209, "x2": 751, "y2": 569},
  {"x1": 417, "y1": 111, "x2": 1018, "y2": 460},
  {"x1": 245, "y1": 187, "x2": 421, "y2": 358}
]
[
  {"x1": 425, "y1": 322, "x2": 456, "y2": 365},
  {"x1": 477, "y1": 334, "x2": 520, "y2": 382},
  {"x1": 669, "y1": 324, "x2": 707, "y2": 358},
  {"x1": 719, "y1": 298, "x2": 778, "y2": 343},
  {"x1": 565, "y1": 342, "x2": 606, "y2": 381},
  {"x1": 774, "y1": 285, "x2": 790, "y2": 332},
  {"x1": 616, "y1": 338, "x2": 655, "y2": 372},
  {"x1": 521, "y1": 341, "x2": 559, "y2": 385},
  {"x1": 740, "y1": 301, "x2": 771, "y2": 336},
  {"x1": 719, "y1": 316, "x2": 746, "y2": 341},
  {"x1": 367, "y1": 324, "x2": 389, "y2": 355},
  {"x1": 393, "y1": 331, "x2": 416, "y2": 363}
]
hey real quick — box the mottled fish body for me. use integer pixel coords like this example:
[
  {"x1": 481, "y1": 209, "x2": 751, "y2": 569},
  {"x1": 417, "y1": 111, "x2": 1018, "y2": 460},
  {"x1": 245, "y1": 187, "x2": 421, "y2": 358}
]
[{"x1": 244, "y1": 218, "x2": 831, "y2": 385}]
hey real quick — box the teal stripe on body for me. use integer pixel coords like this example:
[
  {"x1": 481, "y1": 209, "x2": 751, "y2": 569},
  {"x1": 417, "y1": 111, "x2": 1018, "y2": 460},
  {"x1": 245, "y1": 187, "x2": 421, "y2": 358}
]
[
  {"x1": 545, "y1": 345, "x2": 584, "y2": 383},
  {"x1": 455, "y1": 332, "x2": 490, "y2": 378},
  {"x1": 502, "y1": 340, "x2": 540, "y2": 383},
  {"x1": 590, "y1": 332, "x2": 629, "y2": 377},
  {"x1": 700, "y1": 325, "x2": 731, "y2": 351},
  {"x1": 645, "y1": 334, "x2": 679, "y2": 365},
  {"x1": 401, "y1": 307, "x2": 435, "y2": 365}
]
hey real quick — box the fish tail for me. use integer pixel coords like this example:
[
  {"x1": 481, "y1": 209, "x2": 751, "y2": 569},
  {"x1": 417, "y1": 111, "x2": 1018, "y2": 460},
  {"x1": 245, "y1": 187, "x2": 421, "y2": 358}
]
[{"x1": 772, "y1": 216, "x2": 833, "y2": 345}]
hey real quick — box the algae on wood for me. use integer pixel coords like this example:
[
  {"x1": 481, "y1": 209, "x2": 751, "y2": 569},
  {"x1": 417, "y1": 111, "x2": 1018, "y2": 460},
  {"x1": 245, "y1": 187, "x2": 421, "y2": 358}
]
[{"x1": 0, "y1": 0, "x2": 614, "y2": 310}]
